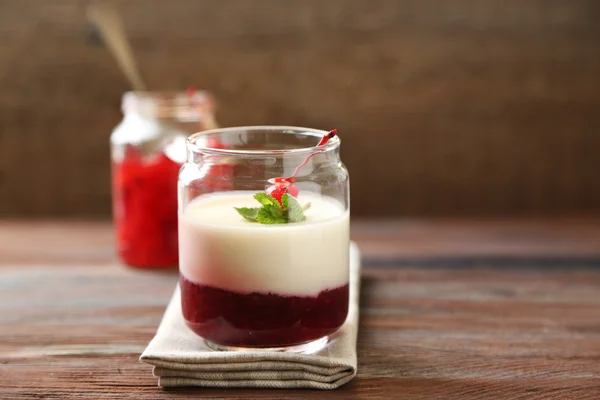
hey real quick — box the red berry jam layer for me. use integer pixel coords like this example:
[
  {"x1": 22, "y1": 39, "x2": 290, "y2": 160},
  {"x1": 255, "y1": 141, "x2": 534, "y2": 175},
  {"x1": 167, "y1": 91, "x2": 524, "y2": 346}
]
[
  {"x1": 112, "y1": 152, "x2": 181, "y2": 268},
  {"x1": 180, "y1": 275, "x2": 349, "y2": 347}
]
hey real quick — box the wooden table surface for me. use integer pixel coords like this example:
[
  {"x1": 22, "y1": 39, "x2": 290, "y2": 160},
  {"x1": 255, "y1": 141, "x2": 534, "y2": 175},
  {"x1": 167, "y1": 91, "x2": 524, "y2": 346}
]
[{"x1": 2, "y1": 218, "x2": 600, "y2": 399}]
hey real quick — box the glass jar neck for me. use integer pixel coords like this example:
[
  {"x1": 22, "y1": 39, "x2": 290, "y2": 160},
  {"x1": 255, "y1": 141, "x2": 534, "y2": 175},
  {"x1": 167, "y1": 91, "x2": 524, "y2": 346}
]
[
  {"x1": 121, "y1": 91, "x2": 216, "y2": 125},
  {"x1": 185, "y1": 126, "x2": 342, "y2": 177}
]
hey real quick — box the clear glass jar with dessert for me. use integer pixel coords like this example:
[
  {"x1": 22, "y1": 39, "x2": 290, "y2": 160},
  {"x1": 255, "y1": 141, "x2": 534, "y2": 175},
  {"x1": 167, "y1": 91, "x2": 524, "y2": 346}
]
[
  {"x1": 178, "y1": 126, "x2": 350, "y2": 353},
  {"x1": 111, "y1": 90, "x2": 219, "y2": 269}
]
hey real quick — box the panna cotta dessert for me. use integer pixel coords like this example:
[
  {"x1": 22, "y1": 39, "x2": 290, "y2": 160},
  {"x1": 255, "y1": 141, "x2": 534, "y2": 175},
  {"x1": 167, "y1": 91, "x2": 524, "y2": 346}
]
[{"x1": 179, "y1": 190, "x2": 350, "y2": 348}]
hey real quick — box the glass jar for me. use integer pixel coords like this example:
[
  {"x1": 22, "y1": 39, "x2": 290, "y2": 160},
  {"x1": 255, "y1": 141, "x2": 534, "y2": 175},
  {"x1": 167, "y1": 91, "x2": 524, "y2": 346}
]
[
  {"x1": 178, "y1": 126, "x2": 350, "y2": 353},
  {"x1": 111, "y1": 91, "x2": 218, "y2": 269}
]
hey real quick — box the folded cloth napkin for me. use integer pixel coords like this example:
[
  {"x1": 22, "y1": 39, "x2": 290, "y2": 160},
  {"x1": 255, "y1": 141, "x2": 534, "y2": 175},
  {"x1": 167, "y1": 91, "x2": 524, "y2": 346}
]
[{"x1": 140, "y1": 242, "x2": 361, "y2": 389}]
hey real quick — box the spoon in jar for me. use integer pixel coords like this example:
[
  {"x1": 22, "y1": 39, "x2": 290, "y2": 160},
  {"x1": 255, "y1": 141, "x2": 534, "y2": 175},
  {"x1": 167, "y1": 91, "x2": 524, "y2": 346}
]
[{"x1": 87, "y1": 2, "x2": 146, "y2": 91}]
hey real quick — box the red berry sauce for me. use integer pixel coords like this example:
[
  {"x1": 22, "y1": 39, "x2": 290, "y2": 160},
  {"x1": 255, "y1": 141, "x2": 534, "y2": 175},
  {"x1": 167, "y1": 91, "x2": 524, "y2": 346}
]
[
  {"x1": 180, "y1": 275, "x2": 349, "y2": 347},
  {"x1": 112, "y1": 149, "x2": 181, "y2": 268}
]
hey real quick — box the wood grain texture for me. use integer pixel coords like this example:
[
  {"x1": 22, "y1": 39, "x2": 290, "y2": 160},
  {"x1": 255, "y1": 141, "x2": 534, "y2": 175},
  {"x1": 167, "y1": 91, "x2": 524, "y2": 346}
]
[
  {"x1": 1, "y1": 0, "x2": 600, "y2": 217},
  {"x1": 1, "y1": 220, "x2": 600, "y2": 398}
]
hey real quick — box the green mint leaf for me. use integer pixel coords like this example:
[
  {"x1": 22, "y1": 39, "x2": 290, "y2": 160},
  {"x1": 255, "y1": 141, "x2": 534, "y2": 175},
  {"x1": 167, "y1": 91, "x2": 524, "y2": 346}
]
[
  {"x1": 235, "y1": 207, "x2": 260, "y2": 222},
  {"x1": 268, "y1": 204, "x2": 285, "y2": 219},
  {"x1": 267, "y1": 202, "x2": 287, "y2": 223},
  {"x1": 281, "y1": 192, "x2": 289, "y2": 210},
  {"x1": 255, "y1": 192, "x2": 287, "y2": 221},
  {"x1": 234, "y1": 192, "x2": 310, "y2": 225},
  {"x1": 283, "y1": 193, "x2": 306, "y2": 223},
  {"x1": 256, "y1": 208, "x2": 287, "y2": 224},
  {"x1": 254, "y1": 193, "x2": 280, "y2": 208}
]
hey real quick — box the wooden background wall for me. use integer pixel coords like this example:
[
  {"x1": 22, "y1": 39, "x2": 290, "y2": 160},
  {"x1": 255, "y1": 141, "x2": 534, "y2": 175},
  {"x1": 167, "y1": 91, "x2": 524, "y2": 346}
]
[{"x1": 1, "y1": 0, "x2": 599, "y2": 218}]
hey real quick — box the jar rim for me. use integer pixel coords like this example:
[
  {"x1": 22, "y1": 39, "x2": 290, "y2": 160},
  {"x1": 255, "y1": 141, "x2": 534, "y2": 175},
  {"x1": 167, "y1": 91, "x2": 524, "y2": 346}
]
[
  {"x1": 121, "y1": 90, "x2": 215, "y2": 121},
  {"x1": 186, "y1": 126, "x2": 341, "y2": 156}
]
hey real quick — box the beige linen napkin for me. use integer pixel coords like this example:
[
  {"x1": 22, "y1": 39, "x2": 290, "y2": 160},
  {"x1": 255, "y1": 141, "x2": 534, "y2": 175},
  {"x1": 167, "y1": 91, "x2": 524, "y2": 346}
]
[{"x1": 140, "y1": 242, "x2": 361, "y2": 389}]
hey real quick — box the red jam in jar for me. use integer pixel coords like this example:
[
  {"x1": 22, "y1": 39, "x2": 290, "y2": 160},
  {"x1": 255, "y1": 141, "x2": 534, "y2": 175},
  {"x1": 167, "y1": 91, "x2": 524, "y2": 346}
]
[
  {"x1": 111, "y1": 91, "x2": 218, "y2": 269},
  {"x1": 112, "y1": 149, "x2": 181, "y2": 268}
]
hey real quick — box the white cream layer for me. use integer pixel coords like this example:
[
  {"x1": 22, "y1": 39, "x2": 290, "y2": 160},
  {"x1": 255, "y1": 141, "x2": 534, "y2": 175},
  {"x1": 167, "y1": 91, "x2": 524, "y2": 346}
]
[{"x1": 179, "y1": 191, "x2": 350, "y2": 296}]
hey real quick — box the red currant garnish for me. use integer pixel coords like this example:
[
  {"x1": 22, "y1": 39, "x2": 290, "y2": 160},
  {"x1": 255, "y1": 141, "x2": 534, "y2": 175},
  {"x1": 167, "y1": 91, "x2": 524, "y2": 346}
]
[
  {"x1": 265, "y1": 184, "x2": 288, "y2": 206},
  {"x1": 265, "y1": 129, "x2": 337, "y2": 206},
  {"x1": 265, "y1": 178, "x2": 298, "y2": 207},
  {"x1": 287, "y1": 184, "x2": 299, "y2": 197}
]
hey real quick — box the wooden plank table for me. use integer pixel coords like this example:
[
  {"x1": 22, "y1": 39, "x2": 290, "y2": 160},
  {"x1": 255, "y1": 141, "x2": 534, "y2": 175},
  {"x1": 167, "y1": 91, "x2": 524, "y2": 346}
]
[{"x1": 1, "y1": 219, "x2": 600, "y2": 399}]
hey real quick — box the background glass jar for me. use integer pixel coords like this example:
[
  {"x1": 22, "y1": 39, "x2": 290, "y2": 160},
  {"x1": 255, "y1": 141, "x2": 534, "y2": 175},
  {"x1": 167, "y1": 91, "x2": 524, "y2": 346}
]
[
  {"x1": 178, "y1": 126, "x2": 350, "y2": 352},
  {"x1": 110, "y1": 91, "x2": 218, "y2": 269}
]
